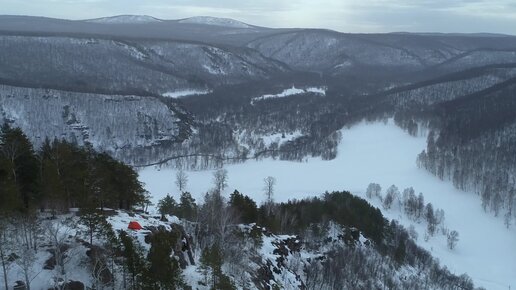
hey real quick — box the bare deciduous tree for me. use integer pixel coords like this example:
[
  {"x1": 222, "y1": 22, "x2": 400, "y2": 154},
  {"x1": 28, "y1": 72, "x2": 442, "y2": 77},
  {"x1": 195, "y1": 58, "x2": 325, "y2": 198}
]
[
  {"x1": 366, "y1": 183, "x2": 382, "y2": 199},
  {"x1": 14, "y1": 245, "x2": 37, "y2": 290},
  {"x1": 263, "y1": 176, "x2": 276, "y2": 203},
  {"x1": 175, "y1": 169, "x2": 188, "y2": 193},
  {"x1": 216, "y1": 205, "x2": 238, "y2": 245},
  {"x1": 212, "y1": 168, "x2": 228, "y2": 195},
  {"x1": 383, "y1": 185, "x2": 399, "y2": 210},
  {"x1": 447, "y1": 230, "x2": 459, "y2": 250},
  {"x1": 408, "y1": 225, "x2": 418, "y2": 241},
  {"x1": 12, "y1": 215, "x2": 41, "y2": 290},
  {"x1": 504, "y1": 211, "x2": 512, "y2": 229},
  {"x1": 90, "y1": 253, "x2": 110, "y2": 290},
  {"x1": 43, "y1": 218, "x2": 75, "y2": 290},
  {"x1": 1, "y1": 138, "x2": 22, "y2": 183},
  {"x1": 263, "y1": 176, "x2": 276, "y2": 215},
  {"x1": 0, "y1": 218, "x2": 12, "y2": 290}
]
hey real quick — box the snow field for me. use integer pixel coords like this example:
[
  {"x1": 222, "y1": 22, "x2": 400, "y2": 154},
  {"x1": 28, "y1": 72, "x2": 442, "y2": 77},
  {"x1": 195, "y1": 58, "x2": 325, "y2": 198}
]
[
  {"x1": 139, "y1": 120, "x2": 516, "y2": 290},
  {"x1": 162, "y1": 89, "x2": 212, "y2": 99}
]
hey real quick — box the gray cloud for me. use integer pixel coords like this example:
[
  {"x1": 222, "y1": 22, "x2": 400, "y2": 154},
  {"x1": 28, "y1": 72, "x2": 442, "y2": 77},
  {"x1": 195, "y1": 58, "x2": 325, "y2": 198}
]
[{"x1": 1, "y1": 0, "x2": 515, "y2": 34}]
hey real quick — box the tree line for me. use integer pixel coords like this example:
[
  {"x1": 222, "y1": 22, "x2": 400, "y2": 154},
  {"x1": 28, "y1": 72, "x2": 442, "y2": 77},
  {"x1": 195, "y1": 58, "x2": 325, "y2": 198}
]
[
  {"x1": 366, "y1": 183, "x2": 460, "y2": 250},
  {"x1": 0, "y1": 122, "x2": 147, "y2": 214}
]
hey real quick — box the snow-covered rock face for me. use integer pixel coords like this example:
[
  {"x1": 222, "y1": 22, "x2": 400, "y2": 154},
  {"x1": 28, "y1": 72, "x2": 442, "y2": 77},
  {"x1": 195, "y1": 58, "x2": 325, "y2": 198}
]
[
  {"x1": 0, "y1": 85, "x2": 184, "y2": 155},
  {"x1": 178, "y1": 16, "x2": 252, "y2": 28},
  {"x1": 85, "y1": 15, "x2": 162, "y2": 24}
]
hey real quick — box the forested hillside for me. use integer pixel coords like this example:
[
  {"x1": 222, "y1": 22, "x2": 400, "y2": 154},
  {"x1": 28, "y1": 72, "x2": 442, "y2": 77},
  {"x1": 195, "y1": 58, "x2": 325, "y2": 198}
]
[
  {"x1": 1, "y1": 16, "x2": 516, "y2": 171},
  {"x1": 415, "y1": 79, "x2": 516, "y2": 225}
]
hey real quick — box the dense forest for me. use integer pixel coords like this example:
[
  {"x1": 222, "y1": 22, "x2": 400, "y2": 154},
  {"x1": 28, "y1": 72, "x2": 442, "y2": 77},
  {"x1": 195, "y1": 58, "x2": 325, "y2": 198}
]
[{"x1": 0, "y1": 122, "x2": 147, "y2": 213}]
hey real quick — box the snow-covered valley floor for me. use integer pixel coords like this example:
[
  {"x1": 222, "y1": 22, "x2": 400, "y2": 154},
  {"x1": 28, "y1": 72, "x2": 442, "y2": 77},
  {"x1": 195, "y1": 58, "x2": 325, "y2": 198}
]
[{"x1": 139, "y1": 121, "x2": 516, "y2": 290}]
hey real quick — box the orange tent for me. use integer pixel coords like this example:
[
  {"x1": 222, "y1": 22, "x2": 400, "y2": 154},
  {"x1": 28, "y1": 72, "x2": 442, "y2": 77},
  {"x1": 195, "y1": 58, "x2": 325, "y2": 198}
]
[{"x1": 128, "y1": 221, "x2": 143, "y2": 230}]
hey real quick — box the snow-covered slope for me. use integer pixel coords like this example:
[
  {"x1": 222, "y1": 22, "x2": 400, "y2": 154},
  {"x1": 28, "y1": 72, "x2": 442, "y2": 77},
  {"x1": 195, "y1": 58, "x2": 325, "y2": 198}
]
[
  {"x1": 251, "y1": 86, "x2": 326, "y2": 104},
  {"x1": 178, "y1": 16, "x2": 252, "y2": 28},
  {"x1": 140, "y1": 121, "x2": 516, "y2": 290},
  {"x1": 247, "y1": 30, "x2": 516, "y2": 76},
  {"x1": 0, "y1": 85, "x2": 186, "y2": 155},
  {"x1": 162, "y1": 89, "x2": 212, "y2": 99},
  {"x1": 85, "y1": 15, "x2": 162, "y2": 24}
]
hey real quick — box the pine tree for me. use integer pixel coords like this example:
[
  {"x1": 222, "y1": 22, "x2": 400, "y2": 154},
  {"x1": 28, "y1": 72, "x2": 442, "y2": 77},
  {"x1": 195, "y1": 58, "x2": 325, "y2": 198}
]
[
  {"x1": 229, "y1": 190, "x2": 258, "y2": 224},
  {"x1": 0, "y1": 123, "x2": 40, "y2": 211},
  {"x1": 119, "y1": 230, "x2": 146, "y2": 289},
  {"x1": 158, "y1": 194, "x2": 177, "y2": 217},
  {"x1": 200, "y1": 243, "x2": 235, "y2": 290},
  {"x1": 447, "y1": 230, "x2": 459, "y2": 250},
  {"x1": 78, "y1": 208, "x2": 111, "y2": 245},
  {"x1": 146, "y1": 230, "x2": 183, "y2": 289},
  {"x1": 178, "y1": 192, "x2": 197, "y2": 220}
]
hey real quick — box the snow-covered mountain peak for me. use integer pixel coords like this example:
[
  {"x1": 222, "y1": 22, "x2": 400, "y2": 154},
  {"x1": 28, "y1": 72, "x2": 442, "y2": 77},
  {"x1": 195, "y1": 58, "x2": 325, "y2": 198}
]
[
  {"x1": 177, "y1": 16, "x2": 252, "y2": 28},
  {"x1": 85, "y1": 15, "x2": 162, "y2": 24}
]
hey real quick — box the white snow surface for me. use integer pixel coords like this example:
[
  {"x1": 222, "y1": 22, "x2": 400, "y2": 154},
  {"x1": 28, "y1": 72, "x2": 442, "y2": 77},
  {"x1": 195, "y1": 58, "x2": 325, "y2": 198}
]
[
  {"x1": 261, "y1": 131, "x2": 303, "y2": 147},
  {"x1": 85, "y1": 15, "x2": 162, "y2": 24},
  {"x1": 162, "y1": 89, "x2": 212, "y2": 99},
  {"x1": 178, "y1": 16, "x2": 252, "y2": 28},
  {"x1": 139, "y1": 120, "x2": 516, "y2": 290},
  {"x1": 251, "y1": 86, "x2": 326, "y2": 104},
  {"x1": 4, "y1": 214, "x2": 97, "y2": 290}
]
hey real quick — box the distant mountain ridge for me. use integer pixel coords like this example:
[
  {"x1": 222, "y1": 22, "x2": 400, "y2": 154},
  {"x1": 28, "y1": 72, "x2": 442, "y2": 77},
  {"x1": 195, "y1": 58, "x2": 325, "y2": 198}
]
[
  {"x1": 177, "y1": 16, "x2": 254, "y2": 28},
  {"x1": 84, "y1": 15, "x2": 163, "y2": 24}
]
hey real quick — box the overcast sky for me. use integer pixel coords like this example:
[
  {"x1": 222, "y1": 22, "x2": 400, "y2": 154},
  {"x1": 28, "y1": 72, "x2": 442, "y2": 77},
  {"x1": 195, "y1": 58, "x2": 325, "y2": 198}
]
[{"x1": 1, "y1": 0, "x2": 516, "y2": 34}]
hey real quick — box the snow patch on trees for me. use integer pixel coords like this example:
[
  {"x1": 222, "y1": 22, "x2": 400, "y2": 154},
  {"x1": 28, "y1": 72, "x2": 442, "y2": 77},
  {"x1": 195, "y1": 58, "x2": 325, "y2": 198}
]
[
  {"x1": 162, "y1": 89, "x2": 212, "y2": 99},
  {"x1": 260, "y1": 131, "x2": 303, "y2": 147},
  {"x1": 251, "y1": 86, "x2": 326, "y2": 104}
]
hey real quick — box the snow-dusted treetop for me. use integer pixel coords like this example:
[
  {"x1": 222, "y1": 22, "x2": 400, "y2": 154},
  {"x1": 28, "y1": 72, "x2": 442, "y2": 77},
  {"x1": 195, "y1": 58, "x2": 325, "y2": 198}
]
[
  {"x1": 177, "y1": 16, "x2": 252, "y2": 28},
  {"x1": 85, "y1": 15, "x2": 163, "y2": 24}
]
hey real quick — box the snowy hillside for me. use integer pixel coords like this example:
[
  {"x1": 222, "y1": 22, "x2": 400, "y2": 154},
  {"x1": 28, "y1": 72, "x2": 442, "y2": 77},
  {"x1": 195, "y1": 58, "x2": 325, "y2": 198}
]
[
  {"x1": 140, "y1": 121, "x2": 516, "y2": 290},
  {"x1": 0, "y1": 35, "x2": 288, "y2": 95},
  {"x1": 246, "y1": 31, "x2": 424, "y2": 73},
  {"x1": 178, "y1": 16, "x2": 252, "y2": 28},
  {"x1": 387, "y1": 66, "x2": 516, "y2": 106},
  {"x1": 0, "y1": 85, "x2": 186, "y2": 154},
  {"x1": 1, "y1": 209, "x2": 464, "y2": 290},
  {"x1": 85, "y1": 15, "x2": 162, "y2": 24}
]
